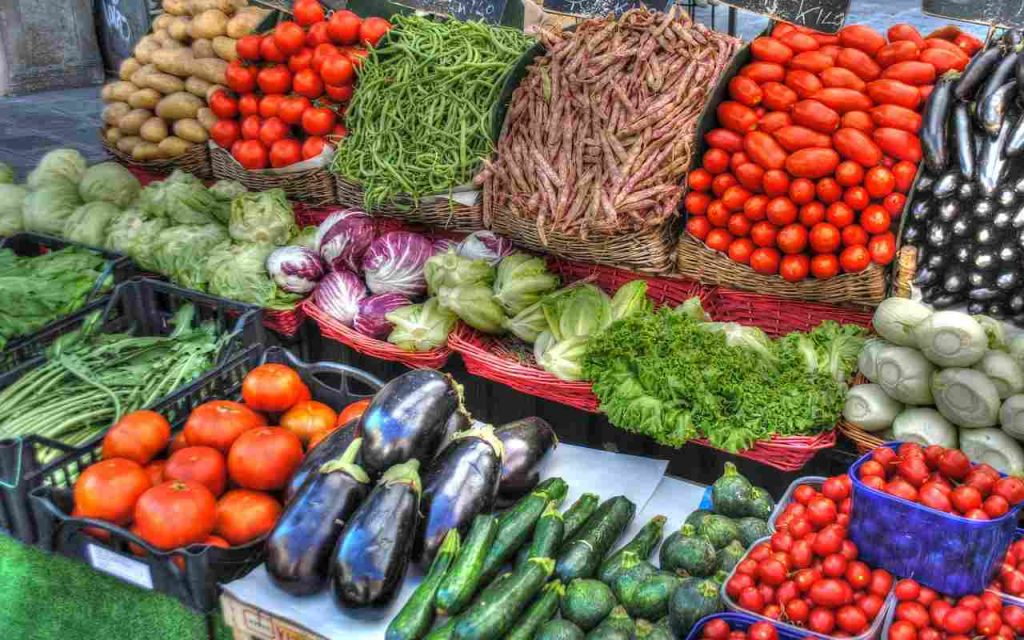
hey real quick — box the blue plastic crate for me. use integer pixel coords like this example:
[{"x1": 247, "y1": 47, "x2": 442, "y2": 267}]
[
  {"x1": 686, "y1": 612, "x2": 828, "y2": 640},
  {"x1": 848, "y1": 442, "x2": 1023, "y2": 597}
]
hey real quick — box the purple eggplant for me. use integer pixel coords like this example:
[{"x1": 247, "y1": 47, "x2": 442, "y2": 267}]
[
  {"x1": 494, "y1": 417, "x2": 558, "y2": 507},
  {"x1": 921, "y1": 73, "x2": 955, "y2": 173},
  {"x1": 415, "y1": 426, "x2": 503, "y2": 567},
  {"x1": 331, "y1": 460, "x2": 422, "y2": 608},
  {"x1": 283, "y1": 419, "x2": 358, "y2": 504},
  {"x1": 267, "y1": 439, "x2": 370, "y2": 596},
  {"x1": 359, "y1": 369, "x2": 468, "y2": 479},
  {"x1": 956, "y1": 46, "x2": 1004, "y2": 101}
]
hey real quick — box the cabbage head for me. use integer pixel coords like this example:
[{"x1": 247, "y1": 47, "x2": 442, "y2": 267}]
[
  {"x1": 27, "y1": 148, "x2": 87, "y2": 188},
  {"x1": 138, "y1": 170, "x2": 218, "y2": 225},
  {"x1": 151, "y1": 224, "x2": 228, "y2": 289},
  {"x1": 78, "y1": 162, "x2": 140, "y2": 208},
  {"x1": 208, "y1": 179, "x2": 246, "y2": 224},
  {"x1": 64, "y1": 201, "x2": 120, "y2": 247},
  {"x1": 205, "y1": 241, "x2": 301, "y2": 308},
  {"x1": 105, "y1": 209, "x2": 167, "y2": 270},
  {"x1": 290, "y1": 226, "x2": 318, "y2": 249},
  {"x1": 229, "y1": 188, "x2": 296, "y2": 245},
  {"x1": 22, "y1": 180, "x2": 82, "y2": 235},
  {"x1": 0, "y1": 184, "x2": 28, "y2": 236},
  {"x1": 0, "y1": 162, "x2": 14, "y2": 184}
]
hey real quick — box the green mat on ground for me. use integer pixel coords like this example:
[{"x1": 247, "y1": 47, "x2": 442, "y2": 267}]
[{"x1": 0, "y1": 534, "x2": 231, "y2": 640}]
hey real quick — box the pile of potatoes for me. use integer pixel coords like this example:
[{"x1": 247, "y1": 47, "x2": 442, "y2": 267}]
[{"x1": 100, "y1": 0, "x2": 269, "y2": 161}]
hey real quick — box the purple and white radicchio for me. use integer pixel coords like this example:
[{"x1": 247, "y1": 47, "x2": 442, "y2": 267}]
[
  {"x1": 315, "y1": 208, "x2": 376, "y2": 273},
  {"x1": 266, "y1": 246, "x2": 324, "y2": 294},
  {"x1": 456, "y1": 231, "x2": 514, "y2": 265},
  {"x1": 361, "y1": 231, "x2": 434, "y2": 297},
  {"x1": 314, "y1": 269, "x2": 367, "y2": 326},
  {"x1": 431, "y1": 237, "x2": 457, "y2": 255},
  {"x1": 353, "y1": 292, "x2": 411, "y2": 338}
]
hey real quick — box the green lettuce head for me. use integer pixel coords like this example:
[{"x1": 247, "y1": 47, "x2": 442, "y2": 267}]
[
  {"x1": 0, "y1": 184, "x2": 28, "y2": 236},
  {"x1": 0, "y1": 162, "x2": 14, "y2": 184},
  {"x1": 105, "y1": 209, "x2": 168, "y2": 270},
  {"x1": 534, "y1": 330, "x2": 588, "y2": 381},
  {"x1": 424, "y1": 249, "x2": 495, "y2": 295},
  {"x1": 229, "y1": 188, "x2": 296, "y2": 246},
  {"x1": 138, "y1": 170, "x2": 219, "y2": 225},
  {"x1": 674, "y1": 297, "x2": 708, "y2": 321},
  {"x1": 22, "y1": 180, "x2": 82, "y2": 235},
  {"x1": 64, "y1": 201, "x2": 120, "y2": 247},
  {"x1": 437, "y1": 283, "x2": 507, "y2": 334},
  {"x1": 493, "y1": 252, "x2": 559, "y2": 316},
  {"x1": 610, "y1": 280, "x2": 652, "y2": 321},
  {"x1": 27, "y1": 148, "x2": 87, "y2": 189},
  {"x1": 505, "y1": 297, "x2": 548, "y2": 343},
  {"x1": 290, "y1": 226, "x2": 318, "y2": 249},
  {"x1": 543, "y1": 283, "x2": 612, "y2": 341},
  {"x1": 151, "y1": 223, "x2": 228, "y2": 288},
  {"x1": 205, "y1": 241, "x2": 300, "y2": 308},
  {"x1": 207, "y1": 179, "x2": 245, "y2": 224},
  {"x1": 78, "y1": 162, "x2": 140, "y2": 208},
  {"x1": 386, "y1": 298, "x2": 457, "y2": 352}
]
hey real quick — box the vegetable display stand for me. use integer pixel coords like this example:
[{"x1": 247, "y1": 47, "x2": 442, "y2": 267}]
[
  {"x1": 692, "y1": 432, "x2": 837, "y2": 473},
  {"x1": 334, "y1": 175, "x2": 484, "y2": 233},
  {"x1": 836, "y1": 375, "x2": 886, "y2": 453},
  {"x1": 28, "y1": 345, "x2": 383, "y2": 613},
  {"x1": 210, "y1": 145, "x2": 335, "y2": 206},
  {"x1": 848, "y1": 442, "x2": 1022, "y2": 596},
  {"x1": 220, "y1": 590, "x2": 326, "y2": 640},
  {"x1": 706, "y1": 288, "x2": 874, "y2": 338},
  {"x1": 302, "y1": 298, "x2": 452, "y2": 370},
  {"x1": 102, "y1": 134, "x2": 212, "y2": 181}
]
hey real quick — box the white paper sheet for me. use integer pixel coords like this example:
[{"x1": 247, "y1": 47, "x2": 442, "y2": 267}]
[{"x1": 221, "y1": 444, "x2": 670, "y2": 640}]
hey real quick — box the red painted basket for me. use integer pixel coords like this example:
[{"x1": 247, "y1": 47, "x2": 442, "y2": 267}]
[
  {"x1": 263, "y1": 307, "x2": 305, "y2": 338},
  {"x1": 302, "y1": 298, "x2": 452, "y2": 370},
  {"x1": 708, "y1": 287, "x2": 874, "y2": 337}
]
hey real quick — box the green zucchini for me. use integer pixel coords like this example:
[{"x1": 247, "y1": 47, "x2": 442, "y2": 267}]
[
  {"x1": 480, "y1": 478, "x2": 568, "y2": 583},
  {"x1": 600, "y1": 549, "x2": 642, "y2": 589},
  {"x1": 734, "y1": 517, "x2": 770, "y2": 548},
  {"x1": 598, "y1": 515, "x2": 666, "y2": 583},
  {"x1": 668, "y1": 577, "x2": 723, "y2": 639},
  {"x1": 621, "y1": 571, "x2": 681, "y2": 621},
  {"x1": 424, "y1": 618, "x2": 456, "y2": 640},
  {"x1": 587, "y1": 606, "x2": 635, "y2": 639},
  {"x1": 506, "y1": 580, "x2": 564, "y2": 640},
  {"x1": 387, "y1": 530, "x2": 461, "y2": 640},
  {"x1": 659, "y1": 524, "x2": 717, "y2": 577},
  {"x1": 452, "y1": 557, "x2": 555, "y2": 640},
  {"x1": 611, "y1": 557, "x2": 657, "y2": 603},
  {"x1": 711, "y1": 462, "x2": 754, "y2": 518},
  {"x1": 684, "y1": 509, "x2": 713, "y2": 530},
  {"x1": 514, "y1": 544, "x2": 531, "y2": 569},
  {"x1": 562, "y1": 493, "x2": 599, "y2": 540},
  {"x1": 696, "y1": 514, "x2": 741, "y2": 550},
  {"x1": 556, "y1": 496, "x2": 636, "y2": 582},
  {"x1": 526, "y1": 501, "x2": 565, "y2": 560},
  {"x1": 716, "y1": 540, "x2": 746, "y2": 573},
  {"x1": 746, "y1": 487, "x2": 775, "y2": 520},
  {"x1": 560, "y1": 578, "x2": 616, "y2": 631},
  {"x1": 436, "y1": 514, "x2": 499, "y2": 616},
  {"x1": 634, "y1": 619, "x2": 674, "y2": 639},
  {"x1": 536, "y1": 619, "x2": 585, "y2": 640}
]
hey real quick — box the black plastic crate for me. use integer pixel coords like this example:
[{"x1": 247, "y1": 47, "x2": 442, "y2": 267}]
[
  {"x1": 0, "y1": 232, "x2": 136, "y2": 372},
  {"x1": 28, "y1": 345, "x2": 384, "y2": 612}
]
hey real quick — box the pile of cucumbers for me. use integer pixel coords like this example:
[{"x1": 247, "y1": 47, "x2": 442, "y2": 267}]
[{"x1": 386, "y1": 463, "x2": 775, "y2": 640}]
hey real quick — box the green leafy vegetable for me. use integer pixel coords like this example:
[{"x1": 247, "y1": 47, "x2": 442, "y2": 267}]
[
  {"x1": 493, "y1": 253, "x2": 560, "y2": 316},
  {"x1": 543, "y1": 284, "x2": 612, "y2": 342},
  {"x1": 424, "y1": 249, "x2": 495, "y2": 295},
  {"x1": 150, "y1": 223, "x2": 229, "y2": 290},
  {"x1": 22, "y1": 180, "x2": 82, "y2": 235},
  {"x1": 0, "y1": 184, "x2": 28, "y2": 236},
  {"x1": 437, "y1": 283, "x2": 506, "y2": 334},
  {"x1": 386, "y1": 298, "x2": 457, "y2": 352},
  {"x1": 205, "y1": 241, "x2": 300, "y2": 309},
  {"x1": 0, "y1": 162, "x2": 14, "y2": 184},
  {"x1": 104, "y1": 209, "x2": 168, "y2": 271},
  {"x1": 228, "y1": 188, "x2": 296, "y2": 245},
  {"x1": 26, "y1": 148, "x2": 86, "y2": 189},
  {"x1": 78, "y1": 162, "x2": 140, "y2": 208},
  {"x1": 63, "y1": 201, "x2": 120, "y2": 247},
  {"x1": 610, "y1": 281, "x2": 652, "y2": 321},
  {"x1": 138, "y1": 170, "x2": 219, "y2": 225}
]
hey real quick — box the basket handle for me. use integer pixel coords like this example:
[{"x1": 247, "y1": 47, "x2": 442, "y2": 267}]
[{"x1": 261, "y1": 346, "x2": 384, "y2": 399}]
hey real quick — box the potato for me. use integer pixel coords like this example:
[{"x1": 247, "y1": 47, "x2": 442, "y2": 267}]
[
  {"x1": 153, "y1": 13, "x2": 173, "y2": 30},
  {"x1": 119, "y1": 108, "x2": 153, "y2": 135},
  {"x1": 161, "y1": 37, "x2": 186, "y2": 50},
  {"x1": 192, "y1": 38, "x2": 215, "y2": 59},
  {"x1": 155, "y1": 92, "x2": 203, "y2": 120},
  {"x1": 140, "y1": 117, "x2": 170, "y2": 143},
  {"x1": 133, "y1": 38, "x2": 161, "y2": 64},
  {"x1": 226, "y1": 7, "x2": 268, "y2": 38},
  {"x1": 196, "y1": 107, "x2": 217, "y2": 130},
  {"x1": 168, "y1": 16, "x2": 191, "y2": 41},
  {"x1": 105, "y1": 127, "x2": 124, "y2": 144},
  {"x1": 188, "y1": 0, "x2": 238, "y2": 15},
  {"x1": 211, "y1": 35, "x2": 237, "y2": 61},
  {"x1": 128, "y1": 88, "x2": 162, "y2": 110},
  {"x1": 152, "y1": 48, "x2": 195, "y2": 77},
  {"x1": 135, "y1": 69, "x2": 185, "y2": 95},
  {"x1": 119, "y1": 57, "x2": 141, "y2": 81},
  {"x1": 116, "y1": 136, "x2": 142, "y2": 154},
  {"x1": 102, "y1": 102, "x2": 131, "y2": 126},
  {"x1": 132, "y1": 142, "x2": 166, "y2": 161},
  {"x1": 159, "y1": 136, "x2": 193, "y2": 158},
  {"x1": 101, "y1": 83, "x2": 114, "y2": 101},
  {"x1": 107, "y1": 81, "x2": 138, "y2": 103},
  {"x1": 173, "y1": 118, "x2": 208, "y2": 143},
  {"x1": 153, "y1": 29, "x2": 174, "y2": 45},
  {"x1": 189, "y1": 58, "x2": 227, "y2": 85},
  {"x1": 191, "y1": 9, "x2": 228, "y2": 39},
  {"x1": 184, "y1": 76, "x2": 212, "y2": 97},
  {"x1": 163, "y1": 0, "x2": 188, "y2": 16}
]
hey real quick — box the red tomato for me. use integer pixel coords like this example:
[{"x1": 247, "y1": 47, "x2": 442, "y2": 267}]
[
  {"x1": 292, "y1": 68, "x2": 324, "y2": 99},
  {"x1": 74, "y1": 459, "x2": 151, "y2": 525},
  {"x1": 321, "y1": 54, "x2": 355, "y2": 86},
  {"x1": 712, "y1": 174, "x2": 739, "y2": 198},
  {"x1": 722, "y1": 185, "x2": 752, "y2": 211},
  {"x1": 257, "y1": 65, "x2": 292, "y2": 95},
  {"x1": 260, "y1": 35, "x2": 287, "y2": 63},
  {"x1": 861, "y1": 205, "x2": 892, "y2": 233},
  {"x1": 750, "y1": 248, "x2": 781, "y2": 275},
  {"x1": 685, "y1": 192, "x2": 711, "y2": 216},
  {"x1": 777, "y1": 224, "x2": 808, "y2": 254},
  {"x1": 279, "y1": 95, "x2": 311, "y2": 125},
  {"x1": 164, "y1": 447, "x2": 227, "y2": 497},
  {"x1": 215, "y1": 489, "x2": 282, "y2": 546},
  {"x1": 751, "y1": 221, "x2": 779, "y2": 248},
  {"x1": 703, "y1": 149, "x2": 731, "y2": 174},
  {"x1": 799, "y1": 202, "x2": 826, "y2": 226},
  {"x1": 101, "y1": 411, "x2": 171, "y2": 465},
  {"x1": 868, "y1": 232, "x2": 896, "y2": 265},
  {"x1": 227, "y1": 427, "x2": 304, "y2": 492},
  {"x1": 827, "y1": 202, "x2": 855, "y2": 228},
  {"x1": 780, "y1": 254, "x2": 810, "y2": 282},
  {"x1": 728, "y1": 238, "x2": 756, "y2": 264},
  {"x1": 842, "y1": 224, "x2": 869, "y2": 246},
  {"x1": 327, "y1": 10, "x2": 362, "y2": 45},
  {"x1": 767, "y1": 197, "x2": 798, "y2": 226},
  {"x1": 706, "y1": 228, "x2": 733, "y2": 252},
  {"x1": 762, "y1": 170, "x2": 791, "y2": 197},
  {"x1": 225, "y1": 61, "x2": 257, "y2": 93},
  {"x1": 727, "y1": 213, "x2": 752, "y2": 237},
  {"x1": 312, "y1": 43, "x2": 340, "y2": 71},
  {"x1": 689, "y1": 168, "x2": 713, "y2": 191},
  {"x1": 288, "y1": 47, "x2": 314, "y2": 73},
  {"x1": 270, "y1": 138, "x2": 303, "y2": 168},
  {"x1": 134, "y1": 481, "x2": 216, "y2": 550},
  {"x1": 843, "y1": 186, "x2": 870, "y2": 211},
  {"x1": 302, "y1": 107, "x2": 337, "y2": 136},
  {"x1": 721, "y1": 101, "x2": 761, "y2": 133},
  {"x1": 707, "y1": 201, "x2": 730, "y2": 227},
  {"x1": 274, "y1": 21, "x2": 306, "y2": 55},
  {"x1": 995, "y1": 477, "x2": 1024, "y2": 505},
  {"x1": 865, "y1": 167, "x2": 896, "y2": 198},
  {"x1": 259, "y1": 117, "x2": 289, "y2": 146},
  {"x1": 883, "y1": 192, "x2": 906, "y2": 215},
  {"x1": 985, "y1": 495, "x2": 1010, "y2": 518},
  {"x1": 835, "y1": 161, "x2": 864, "y2": 187},
  {"x1": 306, "y1": 22, "x2": 330, "y2": 47},
  {"x1": 238, "y1": 93, "x2": 260, "y2": 117},
  {"x1": 735, "y1": 163, "x2": 765, "y2": 192},
  {"x1": 293, "y1": 0, "x2": 325, "y2": 26},
  {"x1": 234, "y1": 140, "x2": 267, "y2": 170},
  {"x1": 744, "y1": 195, "x2": 769, "y2": 221},
  {"x1": 241, "y1": 115, "x2": 262, "y2": 140},
  {"x1": 811, "y1": 254, "x2": 840, "y2": 279},
  {"x1": 209, "y1": 90, "x2": 238, "y2": 119},
  {"x1": 789, "y1": 178, "x2": 816, "y2": 205},
  {"x1": 260, "y1": 94, "x2": 287, "y2": 119},
  {"x1": 815, "y1": 178, "x2": 842, "y2": 203},
  {"x1": 687, "y1": 216, "x2": 711, "y2": 240},
  {"x1": 360, "y1": 17, "x2": 392, "y2": 47},
  {"x1": 236, "y1": 35, "x2": 262, "y2": 61},
  {"x1": 810, "y1": 222, "x2": 841, "y2": 253},
  {"x1": 840, "y1": 245, "x2": 871, "y2": 272}
]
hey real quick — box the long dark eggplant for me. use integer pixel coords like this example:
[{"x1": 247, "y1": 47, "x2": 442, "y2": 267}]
[
  {"x1": 360, "y1": 369, "x2": 468, "y2": 479},
  {"x1": 416, "y1": 426, "x2": 503, "y2": 568},
  {"x1": 979, "y1": 80, "x2": 1017, "y2": 135},
  {"x1": 956, "y1": 46, "x2": 1005, "y2": 100},
  {"x1": 922, "y1": 72, "x2": 956, "y2": 173},
  {"x1": 952, "y1": 103, "x2": 976, "y2": 179},
  {"x1": 980, "y1": 119, "x2": 1014, "y2": 196},
  {"x1": 977, "y1": 49, "x2": 1018, "y2": 111},
  {"x1": 1007, "y1": 112, "x2": 1024, "y2": 157},
  {"x1": 267, "y1": 439, "x2": 370, "y2": 596},
  {"x1": 331, "y1": 459, "x2": 422, "y2": 608},
  {"x1": 436, "y1": 409, "x2": 472, "y2": 456},
  {"x1": 494, "y1": 417, "x2": 558, "y2": 506},
  {"x1": 284, "y1": 419, "x2": 358, "y2": 504}
]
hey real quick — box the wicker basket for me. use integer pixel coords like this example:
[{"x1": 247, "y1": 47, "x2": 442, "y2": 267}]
[
  {"x1": 210, "y1": 145, "x2": 336, "y2": 205},
  {"x1": 695, "y1": 432, "x2": 838, "y2": 472},
  {"x1": 102, "y1": 136, "x2": 212, "y2": 180},
  {"x1": 837, "y1": 374, "x2": 886, "y2": 453},
  {"x1": 263, "y1": 307, "x2": 305, "y2": 338},
  {"x1": 708, "y1": 287, "x2": 875, "y2": 338},
  {"x1": 334, "y1": 175, "x2": 484, "y2": 233},
  {"x1": 890, "y1": 245, "x2": 918, "y2": 299},
  {"x1": 302, "y1": 298, "x2": 452, "y2": 369}
]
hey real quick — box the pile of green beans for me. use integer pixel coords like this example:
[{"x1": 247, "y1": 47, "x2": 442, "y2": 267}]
[{"x1": 331, "y1": 15, "x2": 532, "y2": 209}]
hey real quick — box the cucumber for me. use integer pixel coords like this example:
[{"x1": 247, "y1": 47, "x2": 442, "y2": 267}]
[
  {"x1": 556, "y1": 496, "x2": 636, "y2": 582},
  {"x1": 611, "y1": 558, "x2": 656, "y2": 603},
  {"x1": 537, "y1": 619, "x2": 585, "y2": 640},
  {"x1": 526, "y1": 501, "x2": 565, "y2": 560},
  {"x1": 634, "y1": 619, "x2": 673, "y2": 639},
  {"x1": 668, "y1": 577, "x2": 723, "y2": 639},
  {"x1": 506, "y1": 580, "x2": 563, "y2": 640},
  {"x1": 696, "y1": 514, "x2": 741, "y2": 550},
  {"x1": 684, "y1": 509, "x2": 713, "y2": 530},
  {"x1": 452, "y1": 557, "x2": 555, "y2": 640},
  {"x1": 560, "y1": 578, "x2": 616, "y2": 631},
  {"x1": 436, "y1": 514, "x2": 499, "y2": 616},
  {"x1": 659, "y1": 524, "x2": 716, "y2": 577},
  {"x1": 711, "y1": 462, "x2": 754, "y2": 518},
  {"x1": 746, "y1": 487, "x2": 775, "y2": 520},
  {"x1": 514, "y1": 544, "x2": 531, "y2": 569},
  {"x1": 621, "y1": 571, "x2": 680, "y2": 621},
  {"x1": 716, "y1": 540, "x2": 746, "y2": 573},
  {"x1": 734, "y1": 517, "x2": 770, "y2": 548},
  {"x1": 598, "y1": 515, "x2": 666, "y2": 583},
  {"x1": 425, "y1": 618, "x2": 456, "y2": 640},
  {"x1": 562, "y1": 493, "x2": 599, "y2": 540},
  {"x1": 587, "y1": 606, "x2": 634, "y2": 639},
  {"x1": 480, "y1": 478, "x2": 568, "y2": 583},
  {"x1": 387, "y1": 530, "x2": 461, "y2": 640}
]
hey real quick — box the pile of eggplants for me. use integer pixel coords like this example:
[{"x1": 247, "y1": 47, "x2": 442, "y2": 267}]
[{"x1": 906, "y1": 30, "x2": 1024, "y2": 321}]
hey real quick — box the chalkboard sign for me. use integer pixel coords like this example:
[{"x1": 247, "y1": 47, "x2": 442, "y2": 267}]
[
  {"x1": 923, "y1": 0, "x2": 1024, "y2": 28},
  {"x1": 94, "y1": 0, "x2": 160, "y2": 71},
  {"x1": 393, "y1": 0, "x2": 511, "y2": 23},
  {"x1": 541, "y1": 0, "x2": 667, "y2": 18},
  {"x1": 718, "y1": 0, "x2": 849, "y2": 33}
]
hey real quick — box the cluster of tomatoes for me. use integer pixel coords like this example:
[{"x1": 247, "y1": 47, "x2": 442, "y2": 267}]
[
  {"x1": 210, "y1": 0, "x2": 391, "y2": 169},
  {"x1": 72, "y1": 363, "x2": 368, "y2": 558},
  {"x1": 856, "y1": 443, "x2": 1024, "y2": 520},
  {"x1": 993, "y1": 538, "x2": 1024, "y2": 600},
  {"x1": 684, "y1": 22, "x2": 983, "y2": 282},
  {"x1": 888, "y1": 578, "x2": 1024, "y2": 640},
  {"x1": 728, "y1": 472, "x2": 895, "y2": 637},
  {"x1": 700, "y1": 618, "x2": 813, "y2": 640}
]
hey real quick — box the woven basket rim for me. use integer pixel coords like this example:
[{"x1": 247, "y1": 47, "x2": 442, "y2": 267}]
[{"x1": 101, "y1": 135, "x2": 207, "y2": 170}]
